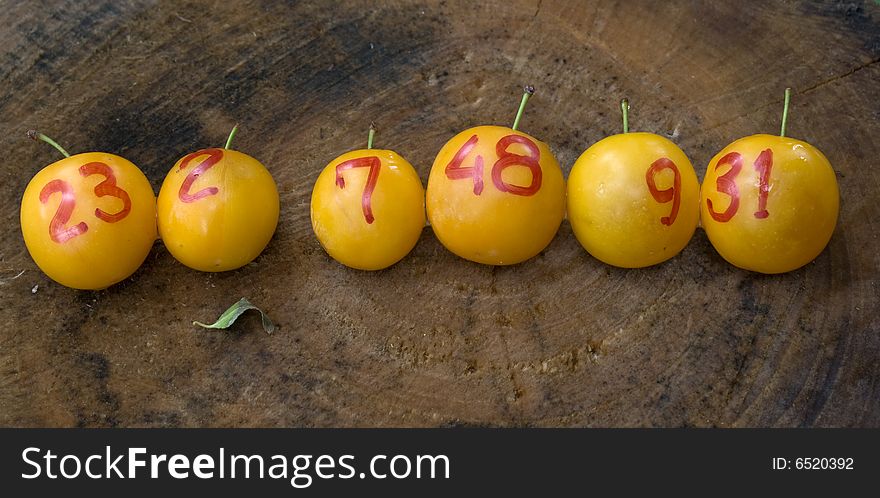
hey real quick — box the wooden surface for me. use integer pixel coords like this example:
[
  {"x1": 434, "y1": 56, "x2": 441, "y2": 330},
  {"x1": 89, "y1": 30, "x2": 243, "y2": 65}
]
[{"x1": 1, "y1": 0, "x2": 878, "y2": 427}]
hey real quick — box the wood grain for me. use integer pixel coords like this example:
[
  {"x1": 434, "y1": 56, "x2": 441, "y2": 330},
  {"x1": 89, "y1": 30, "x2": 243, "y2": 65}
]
[{"x1": 0, "y1": 0, "x2": 878, "y2": 427}]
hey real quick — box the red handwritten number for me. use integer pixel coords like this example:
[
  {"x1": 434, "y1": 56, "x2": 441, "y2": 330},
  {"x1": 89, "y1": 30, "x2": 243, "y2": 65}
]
[
  {"x1": 39, "y1": 180, "x2": 88, "y2": 243},
  {"x1": 178, "y1": 148, "x2": 223, "y2": 202},
  {"x1": 445, "y1": 135, "x2": 484, "y2": 195},
  {"x1": 39, "y1": 162, "x2": 132, "y2": 244},
  {"x1": 336, "y1": 156, "x2": 381, "y2": 224},
  {"x1": 706, "y1": 152, "x2": 743, "y2": 223},
  {"x1": 445, "y1": 134, "x2": 542, "y2": 197},
  {"x1": 492, "y1": 135, "x2": 542, "y2": 196},
  {"x1": 706, "y1": 150, "x2": 775, "y2": 223},
  {"x1": 753, "y1": 149, "x2": 772, "y2": 219},
  {"x1": 645, "y1": 158, "x2": 681, "y2": 226},
  {"x1": 79, "y1": 162, "x2": 132, "y2": 222}
]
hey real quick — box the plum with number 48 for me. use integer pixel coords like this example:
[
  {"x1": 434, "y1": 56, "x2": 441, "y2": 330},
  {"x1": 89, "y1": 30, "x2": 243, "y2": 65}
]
[{"x1": 426, "y1": 86, "x2": 565, "y2": 265}]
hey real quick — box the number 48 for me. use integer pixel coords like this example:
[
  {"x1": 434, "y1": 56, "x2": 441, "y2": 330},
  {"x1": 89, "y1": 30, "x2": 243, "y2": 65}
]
[{"x1": 445, "y1": 134, "x2": 543, "y2": 197}]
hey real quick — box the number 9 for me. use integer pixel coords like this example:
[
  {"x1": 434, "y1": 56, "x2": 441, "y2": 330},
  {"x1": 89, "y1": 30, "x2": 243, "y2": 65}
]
[{"x1": 645, "y1": 157, "x2": 681, "y2": 226}]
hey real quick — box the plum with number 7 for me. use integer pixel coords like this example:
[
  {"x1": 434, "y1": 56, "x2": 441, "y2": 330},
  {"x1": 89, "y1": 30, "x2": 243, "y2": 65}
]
[
  {"x1": 20, "y1": 130, "x2": 157, "y2": 290},
  {"x1": 311, "y1": 123, "x2": 426, "y2": 270}
]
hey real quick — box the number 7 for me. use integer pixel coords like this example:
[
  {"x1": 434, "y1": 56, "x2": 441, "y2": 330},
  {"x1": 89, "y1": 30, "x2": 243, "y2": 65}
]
[{"x1": 336, "y1": 156, "x2": 381, "y2": 224}]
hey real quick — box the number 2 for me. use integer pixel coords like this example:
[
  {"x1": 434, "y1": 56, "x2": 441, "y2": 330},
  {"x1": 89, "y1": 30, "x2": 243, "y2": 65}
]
[
  {"x1": 40, "y1": 180, "x2": 88, "y2": 243},
  {"x1": 336, "y1": 156, "x2": 381, "y2": 224},
  {"x1": 645, "y1": 157, "x2": 681, "y2": 226},
  {"x1": 178, "y1": 148, "x2": 223, "y2": 203}
]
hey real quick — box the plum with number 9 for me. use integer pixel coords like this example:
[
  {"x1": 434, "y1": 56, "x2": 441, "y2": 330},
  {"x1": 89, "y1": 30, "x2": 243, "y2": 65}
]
[
  {"x1": 157, "y1": 125, "x2": 279, "y2": 272},
  {"x1": 20, "y1": 131, "x2": 157, "y2": 290},
  {"x1": 426, "y1": 86, "x2": 565, "y2": 265},
  {"x1": 567, "y1": 100, "x2": 700, "y2": 268}
]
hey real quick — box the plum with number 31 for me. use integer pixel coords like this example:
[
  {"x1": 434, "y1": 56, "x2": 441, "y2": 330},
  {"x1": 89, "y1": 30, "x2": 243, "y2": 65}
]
[
  {"x1": 700, "y1": 89, "x2": 839, "y2": 274},
  {"x1": 426, "y1": 86, "x2": 565, "y2": 265},
  {"x1": 567, "y1": 99, "x2": 700, "y2": 268},
  {"x1": 157, "y1": 125, "x2": 279, "y2": 272},
  {"x1": 20, "y1": 131, "x2": 157, "y2": 290},
  {"x1": 311, "y1": 124, "x2": 426, "y2": 270}
]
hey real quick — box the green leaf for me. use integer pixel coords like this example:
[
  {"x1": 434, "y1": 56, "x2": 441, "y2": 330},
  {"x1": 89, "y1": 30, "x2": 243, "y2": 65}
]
[{"x1": 193, "y1": 298, "x2": 275, "y2": 334}]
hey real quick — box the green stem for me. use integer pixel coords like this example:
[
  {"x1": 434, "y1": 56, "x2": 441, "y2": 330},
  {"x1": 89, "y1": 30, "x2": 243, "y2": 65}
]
[
  {"x1": 780, "y1": 88, "x2": 791, "y2": 137},
  {"x1": 27, "y1": 130, "x2": 71, "y2": 158},
  {"x1": 512, "y1": 85, "x2": 535, "y2": 131},
  {"x1": 368, "y1": 122, "x2": 376, "y2": 149},
  {"x1": 225, "y1": 124, "x2": 239, "y2": 149},
  {"x1": 621, "y1": 99, "x2": 630, "y2": 134}
]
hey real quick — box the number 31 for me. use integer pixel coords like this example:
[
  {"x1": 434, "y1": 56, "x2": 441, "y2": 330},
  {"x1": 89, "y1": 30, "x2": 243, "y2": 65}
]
[{"x1": 706, "y1": 149, "x2": 773, "y2": 222}]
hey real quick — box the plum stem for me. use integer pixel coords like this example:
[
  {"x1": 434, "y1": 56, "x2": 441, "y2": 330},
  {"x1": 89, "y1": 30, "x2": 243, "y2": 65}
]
[
  {"x1": 621, "y1": 99, "x2": 630, "y2": 134},
  {"x1": 368, "y1": 122, "x2": 376, "y2": 149},
  {"x1": 512, "y1": 85, "x2": 535, "y2": 131},
  {"x1": 27, "y1": 130, "x2": 70, "y2": 158},
  {"x1": 780, "y1": 88, "x2": 791, "y2": 137},
  {"x1": 225, "y1": 123, "x2": 239, "y2": 149}
]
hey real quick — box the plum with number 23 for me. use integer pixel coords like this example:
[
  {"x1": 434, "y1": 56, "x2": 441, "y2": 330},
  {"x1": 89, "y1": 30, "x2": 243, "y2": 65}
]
[
  {"x1": 426, "y1": 86, "x2": 565, "y2": 265},
  {"x1": 20, "y1": 131, "x2": 157, "y2": 290}
]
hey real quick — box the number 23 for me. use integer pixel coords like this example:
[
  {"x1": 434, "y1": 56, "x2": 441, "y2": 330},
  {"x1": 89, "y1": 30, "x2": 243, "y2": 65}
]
[{"x1": 39, "y1": 162, "x2": 132, "y2": 243}]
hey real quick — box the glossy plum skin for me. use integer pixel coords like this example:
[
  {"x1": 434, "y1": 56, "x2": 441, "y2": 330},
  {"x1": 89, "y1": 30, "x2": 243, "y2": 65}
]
[
  {"x1": 157, "y1": 148, "x2": 279, "y2": 272},
  {"x1": 20, "y1": 152, "x2": 157, "y2": 290},
  {"x1": 426, "y1": 125, "x2": 565, "y2": 266},
  {"x1": 700, "y1": 134, "x2": 839, "y2": 274}
]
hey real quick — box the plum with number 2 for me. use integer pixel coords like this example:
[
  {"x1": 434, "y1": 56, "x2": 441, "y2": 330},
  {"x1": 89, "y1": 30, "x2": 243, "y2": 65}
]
[{"x1": 157, "y1": 125, "x2": 279, "y2": 272}]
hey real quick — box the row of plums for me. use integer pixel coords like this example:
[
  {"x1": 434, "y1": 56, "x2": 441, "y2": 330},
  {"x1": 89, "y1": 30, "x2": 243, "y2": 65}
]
[
  {"x1": 20, "y1": 86, "x2": 839, "y2": 290},
  {"x1": 20, "y1": 127, "x2": 279, "y2": 290},
  {"x1": 313, "y1": 87, "x2": 838, "y2": 273}
]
